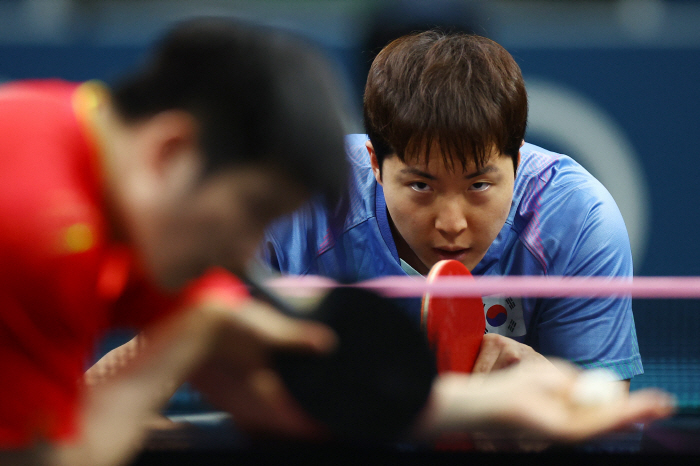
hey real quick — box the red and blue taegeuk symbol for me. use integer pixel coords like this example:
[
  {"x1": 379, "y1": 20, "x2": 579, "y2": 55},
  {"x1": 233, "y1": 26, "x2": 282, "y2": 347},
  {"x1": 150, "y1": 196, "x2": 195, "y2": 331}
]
[{"x1": 486, "y1": 304, "x2": 508, "y2": 327}]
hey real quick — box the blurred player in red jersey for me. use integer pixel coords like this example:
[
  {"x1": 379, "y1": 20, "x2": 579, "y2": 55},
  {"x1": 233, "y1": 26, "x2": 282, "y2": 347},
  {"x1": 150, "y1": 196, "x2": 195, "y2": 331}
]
[{"x1": 0, "y1": 18, "x2": 346, "y2": 465}]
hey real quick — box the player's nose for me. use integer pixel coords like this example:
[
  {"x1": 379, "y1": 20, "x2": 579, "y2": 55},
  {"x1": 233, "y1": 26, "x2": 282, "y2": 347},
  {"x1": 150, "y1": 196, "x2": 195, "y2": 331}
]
[{"x1": 434, "y1": 199, "x2": 468, "y2": 236}]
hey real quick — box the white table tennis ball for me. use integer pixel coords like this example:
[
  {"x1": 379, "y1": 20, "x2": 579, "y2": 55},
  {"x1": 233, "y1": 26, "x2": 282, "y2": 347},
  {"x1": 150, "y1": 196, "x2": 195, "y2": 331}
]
[{"x1": 570, "y1": 368, "x2": 626, "y2": 406}]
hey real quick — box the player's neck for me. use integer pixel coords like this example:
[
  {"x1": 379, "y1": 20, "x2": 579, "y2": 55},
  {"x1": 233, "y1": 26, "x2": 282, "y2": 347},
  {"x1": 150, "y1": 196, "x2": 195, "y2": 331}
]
[{"x1": 386, "y1": 208, "x2": 430, "y2": 275}]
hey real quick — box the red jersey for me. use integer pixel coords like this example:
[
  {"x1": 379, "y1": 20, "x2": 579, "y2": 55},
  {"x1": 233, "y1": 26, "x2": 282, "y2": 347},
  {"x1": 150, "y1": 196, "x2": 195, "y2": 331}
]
[{"x1": 0, "y1": 80, "x2": 246, "y2": 447}]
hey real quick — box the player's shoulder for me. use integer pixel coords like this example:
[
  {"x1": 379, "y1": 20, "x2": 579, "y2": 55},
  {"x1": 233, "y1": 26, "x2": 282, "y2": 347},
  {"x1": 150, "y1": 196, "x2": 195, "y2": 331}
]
[
  {"x1": 517, "y1": 142, "x2": 614, "y2": 210},
  {"x1": 0, "y1": 80, "x2": 105, "y2": 273},
  {"x1": 264, "y1": 135, "x2": 379, "y2": 272},
  {"x1": 261, "y1": 196, "x2": 326, "y2": 274},
  {"x1": 0, "y1": 79, "x2": 80, "y2": 108},
  {"x1": 519, "y1": 142, "x2": 590, "y2": 182},
  {"x1": 514, "y1": 143, "x2": 628, "y2": 262},
  {"x1": 270, "y1": 133, "x2": 376, "y2": 233},
  {"x1": 0, "y1": 79, "x2": 85, "y2": 159}
]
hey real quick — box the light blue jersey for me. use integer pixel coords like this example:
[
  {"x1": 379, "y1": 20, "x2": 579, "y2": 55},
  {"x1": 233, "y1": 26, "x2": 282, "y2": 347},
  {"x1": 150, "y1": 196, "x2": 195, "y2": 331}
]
[{"x1": 261, "y1": 134, "x2": 642, "y2": 380}]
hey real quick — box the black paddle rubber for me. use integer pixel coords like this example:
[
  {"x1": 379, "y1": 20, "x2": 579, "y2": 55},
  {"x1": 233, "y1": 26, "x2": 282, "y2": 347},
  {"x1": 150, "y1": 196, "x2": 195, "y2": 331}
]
[{"x1": 273, "y1": 287, "x2": 437, "y2": 441}]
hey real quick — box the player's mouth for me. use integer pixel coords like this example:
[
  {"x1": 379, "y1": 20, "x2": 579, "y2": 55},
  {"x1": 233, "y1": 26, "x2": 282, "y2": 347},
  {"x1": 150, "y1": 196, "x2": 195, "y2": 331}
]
[{"x1": 432, "y1": 247, "x2": 469, "y2": 262}]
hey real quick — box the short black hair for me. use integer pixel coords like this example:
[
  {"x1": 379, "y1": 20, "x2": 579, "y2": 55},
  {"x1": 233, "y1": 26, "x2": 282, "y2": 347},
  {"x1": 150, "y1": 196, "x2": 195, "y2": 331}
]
[
  {"x1": 364, "y1": 31, "x2": 526, "y2": 173},
  {"x1": 112, "y1": 17, "x2": 348, "y2": 204}
]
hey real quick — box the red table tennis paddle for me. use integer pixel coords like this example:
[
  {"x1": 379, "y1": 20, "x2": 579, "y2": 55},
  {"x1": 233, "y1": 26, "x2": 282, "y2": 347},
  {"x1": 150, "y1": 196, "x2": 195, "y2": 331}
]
[{"x1": 421, "y1": 260, "x2": 486, "y2": 374}]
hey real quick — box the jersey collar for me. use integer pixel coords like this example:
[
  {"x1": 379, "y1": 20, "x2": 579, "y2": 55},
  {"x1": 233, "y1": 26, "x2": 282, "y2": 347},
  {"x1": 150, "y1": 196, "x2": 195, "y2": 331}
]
[{"x1": 375, "y1": 182, "x2": 400, "y2": 264}]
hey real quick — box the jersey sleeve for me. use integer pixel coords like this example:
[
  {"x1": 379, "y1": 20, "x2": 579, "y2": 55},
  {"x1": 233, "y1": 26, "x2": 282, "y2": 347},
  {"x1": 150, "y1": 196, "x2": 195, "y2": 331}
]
[
  {"x1": 111, "y1": 267, "x2": 250, "y2": 330},
  {"x1": 528, "y1": 179, "x2": 642, "y2": 380}
]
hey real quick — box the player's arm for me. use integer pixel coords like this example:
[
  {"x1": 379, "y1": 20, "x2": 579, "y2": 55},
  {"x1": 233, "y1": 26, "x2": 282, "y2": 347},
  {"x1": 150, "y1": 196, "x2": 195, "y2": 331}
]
[
  {"x1": 533, "y1": 191, "x2": 640, "y2": 384},
  {"x1": 52, "y1": 298, "x2": 335, "y2": 466},
  {"x1": 84, "y1": 336, "x2": 143, "y2": 388},
  {"x1": 471, "y1": 335, "x2": 632, "y2": 395},
  {"x1": 84, "y1": 334, "x2": 185, "y2": 433}
]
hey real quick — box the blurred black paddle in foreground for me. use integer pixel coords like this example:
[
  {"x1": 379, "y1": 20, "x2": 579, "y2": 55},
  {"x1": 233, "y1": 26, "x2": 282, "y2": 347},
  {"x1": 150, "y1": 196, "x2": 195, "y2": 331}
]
[{"x1": 244, "y1": 279, "x2": 437, "y2": 441}]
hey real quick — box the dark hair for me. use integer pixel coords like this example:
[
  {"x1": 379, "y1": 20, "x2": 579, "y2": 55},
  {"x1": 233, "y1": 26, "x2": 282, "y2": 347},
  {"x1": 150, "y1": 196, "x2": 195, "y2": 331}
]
[
  {"x1": 363, "y1": 30, "x2": 527, "y2": 173},
  {"x1": 112, "y1": 17, "x2": 348, "y2": 204}
]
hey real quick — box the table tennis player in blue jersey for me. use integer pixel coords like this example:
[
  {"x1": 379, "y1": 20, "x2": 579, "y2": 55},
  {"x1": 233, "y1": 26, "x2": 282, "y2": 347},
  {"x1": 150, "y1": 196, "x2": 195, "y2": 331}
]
[{"x1": 259, "y1": 30, "x2": 642, "y2": 390}]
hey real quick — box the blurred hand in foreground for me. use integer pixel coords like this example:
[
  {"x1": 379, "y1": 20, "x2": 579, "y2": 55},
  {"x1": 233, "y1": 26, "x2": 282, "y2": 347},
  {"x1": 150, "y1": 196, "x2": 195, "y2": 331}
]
[
  {"x1": 56, "y1": 298, "x2": 336, "y2": 466},
  {"x1": 413, "y1": 359, "x2": 674, "y2": 444}
]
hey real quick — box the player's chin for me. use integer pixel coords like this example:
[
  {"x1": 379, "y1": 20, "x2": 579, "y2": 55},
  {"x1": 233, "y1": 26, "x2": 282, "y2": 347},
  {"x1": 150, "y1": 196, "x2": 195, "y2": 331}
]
[
  {"x1": 154, "y1": 263, "x2": 208, "y2": 293},
  {"x1": 427, "y1": 252, "x2": 482, "y2": 272}
]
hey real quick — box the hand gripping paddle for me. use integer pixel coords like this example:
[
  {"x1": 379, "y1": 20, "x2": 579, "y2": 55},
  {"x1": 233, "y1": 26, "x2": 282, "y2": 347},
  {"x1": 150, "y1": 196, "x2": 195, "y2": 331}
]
[
  {"x1": 421, "y1": 260, "x2": 486, "y2": 374},
  {"x1": 245, "y1": 279, "x2": 437, "y2": 441}
]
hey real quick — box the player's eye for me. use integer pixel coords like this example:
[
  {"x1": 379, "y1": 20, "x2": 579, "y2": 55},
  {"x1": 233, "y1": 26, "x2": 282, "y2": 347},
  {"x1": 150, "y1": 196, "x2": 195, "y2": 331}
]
[
  {"x1": 469, "y1": 181, "x2": 490, "y2": 192},
  {"x1": 409, "y1": 182, "x2": 432, "y2": 193}
]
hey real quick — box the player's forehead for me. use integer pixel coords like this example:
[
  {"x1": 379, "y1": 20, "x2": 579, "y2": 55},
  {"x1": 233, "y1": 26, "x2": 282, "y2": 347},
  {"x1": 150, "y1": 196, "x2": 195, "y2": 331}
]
[{"x1": 398, "y1": 142, "x2": 504, "y2": 176}]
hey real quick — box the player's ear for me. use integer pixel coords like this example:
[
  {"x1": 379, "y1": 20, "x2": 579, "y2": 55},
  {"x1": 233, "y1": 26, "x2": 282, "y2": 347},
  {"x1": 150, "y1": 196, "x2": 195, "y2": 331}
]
[
  {"x1": 148, "y1": 110, "x2": 204, "y2": 191},
  {"x1": 516, "y1": 140, "x2": 525, "y2": 173},
  {"x1": 366, "y1": 140, "x2": 383, "y2": 184}
]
